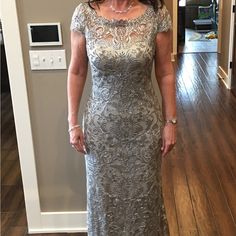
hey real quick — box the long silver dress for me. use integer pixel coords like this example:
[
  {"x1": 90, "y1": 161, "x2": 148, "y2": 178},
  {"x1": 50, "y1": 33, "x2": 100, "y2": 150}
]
[{"x1": 70, "y1": 2, "x2": 172, "y2": 235}]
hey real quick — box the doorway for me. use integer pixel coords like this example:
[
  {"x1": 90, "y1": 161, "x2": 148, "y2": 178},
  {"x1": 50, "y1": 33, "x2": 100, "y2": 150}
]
[
  {"x1": 1, "y1": 21, "x2": 10, "y2": 93},
  {"x1": 177, "y1": 0, "x2": 219, "y2": 53}
]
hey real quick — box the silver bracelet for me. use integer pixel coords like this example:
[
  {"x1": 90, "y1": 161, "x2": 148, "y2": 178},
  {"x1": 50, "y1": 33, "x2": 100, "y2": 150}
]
[
  {"x1": 68, "y1": 124, "x2": 81, "y2": 133},
  {"x1": 165, "y1": 118, "x2": 177, "y2": 125}
]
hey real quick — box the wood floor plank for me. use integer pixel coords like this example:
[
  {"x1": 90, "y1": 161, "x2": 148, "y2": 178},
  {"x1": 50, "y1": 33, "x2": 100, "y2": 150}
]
[
  {"x1": 175, "y1": 92, "x2": 219, "y2": 235},
  {"x1": 172, "y1": 53, "x2": 236, "y2": 235},
  {"x1": 1, "y1": 212, "x2": 15, "y2": 235},
  {"x1": 223, "y1": 182, "x2": 236, "y2": 222},
  {"x1": 3, "y1": 226, "x2": 27, "y2": 236},
  {"x1": 180, "y1": 139, "x2": 219, "y2": 236},
  {"x1": 185, "y1": 116, "x2": 236, "y2": 236},
  {"x1": 170, "y1": 153, "x2": 198, "y2": 234},
  {"x1": 162, "y1": 157, "x2": 180, "y2": 236},
  {"x1": 1, "y1": 148, "x2": 19, "y2": 161},
  {"x1": 207, "y1": 116, "x2": 236, "y2": 178},
  {"x1": 1, "y1": 185, "x2": 25, "y2": 212},
  {"x1": 1, "y1": 160, "x2": 22, "y2": 185}
]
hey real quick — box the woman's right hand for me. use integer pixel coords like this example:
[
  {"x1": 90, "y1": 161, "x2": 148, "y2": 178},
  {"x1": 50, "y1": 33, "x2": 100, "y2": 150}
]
[{"x1": 69, "y1": 127, "x2": 87, "y2": 154}]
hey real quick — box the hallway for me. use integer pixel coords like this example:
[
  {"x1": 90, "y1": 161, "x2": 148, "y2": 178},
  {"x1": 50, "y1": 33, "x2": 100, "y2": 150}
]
[{"x1": 1, "y1": 52, "x2": 236, "y2": 235}]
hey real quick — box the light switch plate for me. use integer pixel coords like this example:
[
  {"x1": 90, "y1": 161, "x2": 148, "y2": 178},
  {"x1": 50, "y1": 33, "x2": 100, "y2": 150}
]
[{"x1": 29, "y1": 49, "x2": 67, "y2": 70}]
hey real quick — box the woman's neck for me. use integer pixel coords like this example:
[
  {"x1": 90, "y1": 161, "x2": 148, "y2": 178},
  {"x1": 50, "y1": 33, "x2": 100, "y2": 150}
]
[{"x1": 109, "y1": 0, "x2": 137, "y2": 10}]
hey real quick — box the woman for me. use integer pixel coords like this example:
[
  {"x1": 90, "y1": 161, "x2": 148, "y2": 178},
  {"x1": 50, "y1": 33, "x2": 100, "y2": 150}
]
[{"x1": 67, "y1": 0, "x2": 176, "y2": 235}]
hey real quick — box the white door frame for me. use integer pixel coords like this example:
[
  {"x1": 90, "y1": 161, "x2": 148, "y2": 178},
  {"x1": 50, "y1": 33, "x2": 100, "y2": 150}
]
[
  {"x1": 0, "y1": 0, "x2": 87, "y2": 233},
  {"x1": 217, "y1": 0, "x2": 223, "y2": 53},
  {"x1": 172, "y1": 0, "x2": 178, "y2": 58}
]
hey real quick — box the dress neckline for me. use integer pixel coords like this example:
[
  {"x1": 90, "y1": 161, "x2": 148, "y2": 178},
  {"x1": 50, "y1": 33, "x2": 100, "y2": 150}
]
[{"x1": 88, "y1": 3, "x2": 152, "y2": 25}]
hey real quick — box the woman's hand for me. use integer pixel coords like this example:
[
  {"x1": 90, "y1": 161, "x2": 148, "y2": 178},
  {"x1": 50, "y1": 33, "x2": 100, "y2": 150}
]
[
  {"x1": 161, "y1": 124, "x2": 176, "y2": 157},
  {"x1": 69, "y1": 127, "x2": 87, "y2": 154}
]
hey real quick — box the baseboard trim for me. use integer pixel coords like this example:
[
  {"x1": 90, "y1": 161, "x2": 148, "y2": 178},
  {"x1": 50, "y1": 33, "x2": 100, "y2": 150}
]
[
  {"x1": 171, "y1": 53, "x2": 176, "y2": 62},
  {"x1": 26, "y1": 211, "x2": 87, "y2": 234},
  {"x1": 28, "y1": 228, "x2": 87, "y2": 234},
  {"x1": 218, "y1": 66, "x2": 230, "y2": 89}
]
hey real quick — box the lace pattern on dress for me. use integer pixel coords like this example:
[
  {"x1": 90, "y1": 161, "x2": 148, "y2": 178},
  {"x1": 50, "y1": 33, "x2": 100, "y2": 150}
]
[{"x1": 70, "y1": 2, "x2": 172, "y2": 235}]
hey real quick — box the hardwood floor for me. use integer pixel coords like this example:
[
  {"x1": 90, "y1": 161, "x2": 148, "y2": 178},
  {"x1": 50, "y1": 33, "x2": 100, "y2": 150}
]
[
  {"x1": 1, "y1": 53, "x2": 236, "y2": 236},
  {"x1": 163, "y1": 53, "x2": 236, "y2": 236}
]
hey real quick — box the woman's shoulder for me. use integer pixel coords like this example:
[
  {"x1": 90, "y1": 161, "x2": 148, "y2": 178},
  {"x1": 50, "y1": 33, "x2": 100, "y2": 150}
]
[
  {"x1": 73, "y1": 1, "x2": 91, "y2": 17},
  {"x1": 154, "y1": 4, "x2": 172, "y2": 33},
  {"x1": 71, "y1": 2, "x2": 91, "y2": 33}
]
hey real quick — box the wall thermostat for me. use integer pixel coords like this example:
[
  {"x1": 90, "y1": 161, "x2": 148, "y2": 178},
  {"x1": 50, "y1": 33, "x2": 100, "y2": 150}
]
[{"x1": 27, "y1": 23, "x2": 62, "y2": 46}]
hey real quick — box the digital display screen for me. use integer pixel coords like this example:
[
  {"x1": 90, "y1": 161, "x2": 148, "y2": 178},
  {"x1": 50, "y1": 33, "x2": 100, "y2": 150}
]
[{"x1": 30, "y1": 25, "x2": 59, "y2": 43}]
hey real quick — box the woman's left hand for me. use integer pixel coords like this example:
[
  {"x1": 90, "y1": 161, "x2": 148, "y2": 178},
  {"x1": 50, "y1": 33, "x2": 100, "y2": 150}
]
[{"x1": 161, "y1": 124, "x2": 177, "y2": 157}]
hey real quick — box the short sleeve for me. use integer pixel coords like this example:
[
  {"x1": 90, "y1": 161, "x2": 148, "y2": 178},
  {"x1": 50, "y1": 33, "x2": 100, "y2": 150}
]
[
  {"x1": 70, "y1": 3, "x2": 86, "y2": 34},
  {"x1": 155, "y1": 4, "x2": 172, "y2": 33}
]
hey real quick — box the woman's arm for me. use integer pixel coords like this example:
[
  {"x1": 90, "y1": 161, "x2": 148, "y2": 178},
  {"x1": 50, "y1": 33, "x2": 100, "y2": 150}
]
[
  {"x1": 67, "y1": 30, "x2": 88, "y2": 153},
  {"x1": 67, "y1": 31, "x2": 88, "y2": 126},
  {"x1": 154, "y1": 30, "x2": 177, "y2": 157}
]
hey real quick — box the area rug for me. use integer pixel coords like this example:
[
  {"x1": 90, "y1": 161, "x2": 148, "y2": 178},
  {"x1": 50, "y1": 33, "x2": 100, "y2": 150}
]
[{"x1": 188, "y1": 32, "x2": 209, "y2": 41}]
